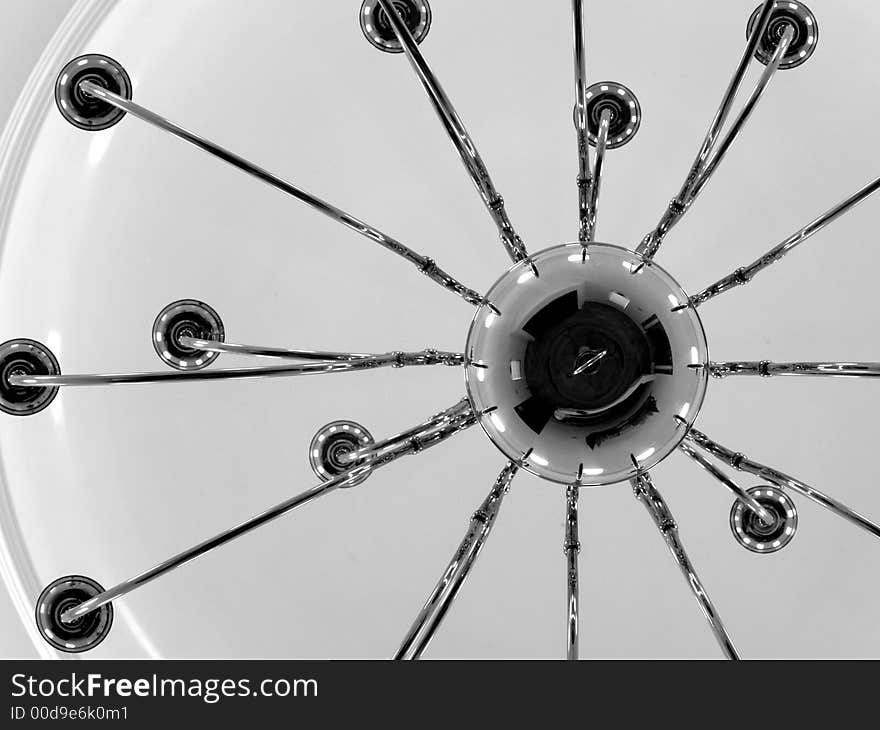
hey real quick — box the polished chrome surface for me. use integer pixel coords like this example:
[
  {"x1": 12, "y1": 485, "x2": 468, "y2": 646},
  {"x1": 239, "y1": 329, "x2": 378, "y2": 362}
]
[
  {"x1": 684, "y1": 24, "x2": 794, "y2": 207},
  {"x1": 181, "y1": 337, "x2": 464, "y2": 367},
  {"x1": 55, "y1": 54, "x2": 131, "y2": 131},
  {"x1": 60, "y1": 399, "x2": 476, "y2": 624},
  {"x1": 679, "y1": 441, "x2": 775, "y2": 525},
  {"x1": 564, "y1": 484, "x2": 580, "y2": 660},
  {"x1": 395, "y1": 461, "x2": 517, "y2": 660},
  {"x1": 711, "y1": 361, "x2": 880, "y2": 378},
  {"x1": 309, "y1": 420, "x2": 375, "y2": 488},
  {"x1": 583, "y1": 82, "x2": 641, "y2": 151},
  {"x1": 631, "y1": 471, "x2": 739, "y2": 660},
  {"x1": 9, "y1": 350, "x2": 462, "y2": 389},
  {"x1": 572, "y1": 0, "x2": 591, "y2": 244},
  {"x1": 584, "y1": 109, "x2": 611, "y2": 242},
  {"x1": 691, "y1": 173, "x2": 880, "y2": 306},
  {"x1": 377, "y1": 0, "x2": 527, "y2": 263},
  {"x1": 152, "y1": 299, "x2": 225, "y2": 371},
  {"x1": 0, "y1": 338, "x2": 60, "y2": 416},
  {"x1": 637, "y1": 0, "x2": 776, "y2": 260},
  {"x1": 179, "y1": 338, "x2": 367, "y2": 362},
  {"x1": 406, "y1": 461, "x2": 516, "y2": 659},
  {"x1": 360, "y1": 0, "x2": 432, "y2": 54},
  {"x1": 730, "y1": 485, "x2": 798, "y2": 553},
  {"x1": 465, "y1": 244, "x2": 709, "y2": 485},
  {"x1": 340, "y1": 398, "x2": 473, "y2": 466},
  {"x1": 35, "y1": 575, "x2": 113, "y2": 654},
  {"x1": 686, "y1": 428, "x2": 880, "y2": 541},
  {"x1": 748, "y1": 1, "x2": 819, "y2": 70},
  {"x1": 78, "y1": 80, "x2": 483, "y2": 308}
]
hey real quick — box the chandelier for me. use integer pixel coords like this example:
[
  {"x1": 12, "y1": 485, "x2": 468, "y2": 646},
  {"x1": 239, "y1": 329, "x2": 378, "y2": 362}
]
[{"x1": 3, "y1": 0, "x2": 877, "y2": 659}]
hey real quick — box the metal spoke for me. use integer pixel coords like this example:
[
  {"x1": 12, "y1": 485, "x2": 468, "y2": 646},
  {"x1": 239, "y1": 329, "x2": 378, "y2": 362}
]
[
  {"x1": 631, "y1": 471, "x2": 739, "y2": 660},
  {"x1": 78, "y1": 81, "x2": 483, "y2": 307},
  {"x1": 572, "y1": 0, "x2": 592, "y2": 243},
  {"x1": 711, "y1": 361, "x2": 880, "y2": 379},
  {"x1": 377, "y1": 0, "x2": 528, "y2": 263},
  {"x1": 685, "y1": 428, "x2": 880, "y2": 541},
  {"x1": 637, "y1": 0, "x2": 776, "y2": 260},
  {"x1": 564, "y1": 484, "x2": 580, "y2": 660},
  {"x1": 691, "y1": 173, "x2": 880, "y2": 306},
  {"x1": 584, "y1": 109, "x2": 611, "y2": 243},
  {"x1": 179, "y1": 337, "x2": 464, "y2": 367},
  {"x1": 9, "y1": 350, "x2": 461, "y2": 388},
  {"x1": 60, "y1": 399, "x2": 476, "y2": 624},
  {"x1": 179, "y1": 337, "x2": 370, "y2": 362},
  {"x1": 679, "y1": 442, "x2": 775, "y2": 525},
  {"x1": 395, "y1": 462, "x2": 518, "y2": 660},
  {"x1": 685, "y1": 25, "x2": 794, "y2": 206}
]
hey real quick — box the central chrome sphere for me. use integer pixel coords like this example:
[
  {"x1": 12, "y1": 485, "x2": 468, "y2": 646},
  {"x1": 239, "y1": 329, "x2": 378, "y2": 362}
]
[{"x1": 465, "y1": 244, "x2": 709, "y2": 485}]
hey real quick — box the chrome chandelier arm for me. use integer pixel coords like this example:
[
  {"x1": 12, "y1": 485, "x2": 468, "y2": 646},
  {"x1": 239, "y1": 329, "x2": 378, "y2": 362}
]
[
  {"x1": 60, "y1": 399, "x2": 477, "y2": 624},
  {"x1": 636, "y1": 0, "x2": 776, "y2": 260},
  {"x1": 679, "y1": 441, "x2": 775, "y2": 525},
  {"x1": 572, "y1": 0, "x2": 592, "y2": 244},
  {"x1": 690, "y1": 173, "x2": 880, "y2": 306},
  {"x1": 564, "y1": 484, "x2": 581, "y2": 661},
  {"x1": 179, "y1": 336, "x2": 465, "y2": 367},
  {"x1": 711, "y1": 361, "x2": 880, "y2": 379},
  {"x1": 685, "y1": 428, "x2": 880, "y2": 541},
  {"x1": 179, "y1": 337, "x2": 371, "y2": 362},
  {"x1": 78, "y1": 81, "x2": 484, "y2": 308},
  {"x1": 394, "y1": 462, "x2": 518, "y2": 660},
  {"x1": 685, "y1": 25, "x2": 794, "y2": 206},
  {"x1": 631, "y1": 471, "x2": 739, "y2": 660},
  {"x1": 583, "y1": 109, "x2": 611, "y2": 243},
  {"x1": 377, "y1": 0, "x2": 528, "y2": 264},
  {"x1": 9, "y1": 351, "x2": 462, "y2": 388},
  {"x1": 345, "y1": 398, "x2": 475, "y2": 466}
]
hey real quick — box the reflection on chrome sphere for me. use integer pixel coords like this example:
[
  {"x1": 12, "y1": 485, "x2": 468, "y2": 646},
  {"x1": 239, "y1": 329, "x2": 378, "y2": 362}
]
[
  {"x1": 35, "y1": 575, "x2": 114, "y2": 653},
  {"x1": 466, "y1": 244, "x2": 708, "y2": 485}
]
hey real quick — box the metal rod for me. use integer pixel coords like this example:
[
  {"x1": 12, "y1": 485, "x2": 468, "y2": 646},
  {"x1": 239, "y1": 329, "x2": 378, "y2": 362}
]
[
  {"x1": 572, "y1": 0, "x2": 592, "y2": 244},
  {"x1": 60, "y1": 399, "x2": 476, "y2": 624},
  {"x1": 631, "y1": 471, "x2": 739, "y2": 660},
  {"x1": 408, "y1": 490, "x2": 507, "y2": 660},
  {"x1": 584, "y1": 109, "x2": 611, "y2": 242},
  {"x1": 711, "y1": 361, "x2": 880, "y2": 379},
  {"x1": 564, "y1": 484, "x2": 580, "y2": 661},
  {"x1": 9, "y1": 350, "x2": 463, "y2": 389},
  {"x1": 636, "y1": 0, "x2": 776, "y2": 260},
  {"x1": 345, "y1": 398, "x2": 475, "y2": 466},
  {"x1": 78, "y1": 80, "x2": 484, "y2": 307},
  {"x1": 685, "y1": 428, "x2": 880, "y2": 541},
  {"x1": 179, "y1": 337, "x2": 370, "y2": 362},
  {"x1": 686, "y1": 25, "x2": 794, "y2": 205},
  {"x1": 394, "y1": 462, "x2": 518, "y2": 660},
  {"x1": 376, "y1": 0, "x2": 528, "y2": 263},
  {"x1": 679, "y1": 442, "x2": 775, "y2": 525},
  {"x1": 180, "y1": 337, "x2": 464, "y2": 367},
  {"x1": 691, "y1": 173, "x2": 880, "y2": 306}
]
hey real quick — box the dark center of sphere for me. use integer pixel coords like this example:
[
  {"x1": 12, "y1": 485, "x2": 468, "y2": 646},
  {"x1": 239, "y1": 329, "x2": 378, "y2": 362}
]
[
  {"x1": 48, "y1": 591, "x2": 101, "y2": 639},
  {"x1": 743, "y1": 501, "x2": 785, "y2": 540},
  {"x1": 164, "y1": 313, "x2": 211, "y2": 359},
  {"x1": 588, "y1": 95, "x2": 632, "y2": 138},
  {"x1": 524, "y1": 300, "x2": 652, "y2": 420},
  {"x1": 1, "y1": 355, "x2": 43, "y2": 405},
  {"x1": 374, "y1": 1, "x2": 419, "y2": 40},
  {"x1": 321, "y1": 433, "x2": 361, "y2": 475},
  {"x1": 69, "y1": 69, "x2": 116, "y2": 117}
]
